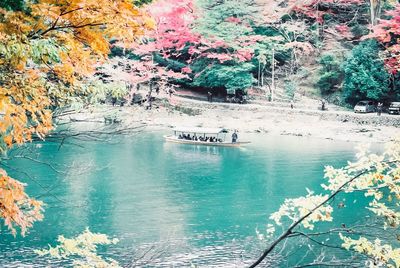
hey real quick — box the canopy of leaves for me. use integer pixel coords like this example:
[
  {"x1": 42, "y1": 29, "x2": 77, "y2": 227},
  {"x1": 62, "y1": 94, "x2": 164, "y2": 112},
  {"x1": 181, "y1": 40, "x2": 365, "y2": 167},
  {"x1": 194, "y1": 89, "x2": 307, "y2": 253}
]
[
  {"x1": 342, "y1": 40, "x2": 390, "y2": 104},
  {"x1": 317, "y1": 54, "x2": 343, "y2": 95},
  {"x1": 194, "y1": 0, "x2": 259, "y2": 43},
  {"x1": 370, "y1": 4, "x2": 400, "y2": 73},
  {"x1": 0, "y1": 0, "x2": 25, "y2": 11},
  {"x1": 133, "y1": 0, "x2": 153, "y2": 7},
  {"x1": 192, "y1": 61, "x2": 256, "y2": 94},
  {"x1": 0, "y1": 0, "x2": 152, "y2": 235},
  {"x1": 124, "y1": 0, "x2": 310, "y2": 95}
]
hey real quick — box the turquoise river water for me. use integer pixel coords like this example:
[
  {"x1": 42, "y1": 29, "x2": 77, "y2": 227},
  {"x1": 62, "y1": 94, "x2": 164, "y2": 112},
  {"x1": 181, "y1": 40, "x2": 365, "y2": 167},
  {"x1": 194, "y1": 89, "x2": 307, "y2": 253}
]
[{"x1": 0, "y1": 131, "x2": 375, "y2": 267}]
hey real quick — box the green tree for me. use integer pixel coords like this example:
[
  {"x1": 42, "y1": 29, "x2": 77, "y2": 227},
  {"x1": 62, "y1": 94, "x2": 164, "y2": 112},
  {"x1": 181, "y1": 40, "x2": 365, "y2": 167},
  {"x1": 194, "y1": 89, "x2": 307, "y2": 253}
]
[
  {"x1": 192, "y1": 61, "x2": 256, "y2": 94},
  {"x1": 133, "y1": 0, "x2": 153, "y2": 6},
  {"x1": 342, "y1": 40, "x2": 390, "y2": 105},
  {"x1": 0, "y1": 0, "x2": 25, "y2": 11},
  {"x1": 194, "y1": 0, "x2": 259, "y2": 44},
  {"x1": 317, "y1": 54, "x2": 343, "y2": 95}
]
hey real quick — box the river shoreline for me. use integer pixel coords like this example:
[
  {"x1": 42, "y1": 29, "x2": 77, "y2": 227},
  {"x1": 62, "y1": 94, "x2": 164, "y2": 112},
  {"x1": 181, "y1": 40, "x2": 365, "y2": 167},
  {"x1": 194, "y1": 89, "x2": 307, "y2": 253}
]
[{"x1": 61, "y1": 95, "x2": 400, "y2": 144}]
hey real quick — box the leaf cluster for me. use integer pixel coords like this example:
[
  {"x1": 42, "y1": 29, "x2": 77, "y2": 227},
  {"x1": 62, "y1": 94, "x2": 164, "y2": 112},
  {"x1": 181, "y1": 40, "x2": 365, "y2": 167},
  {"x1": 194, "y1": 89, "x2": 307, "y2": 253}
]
[
  {"x1": 342, "y1": 40, "x2": 391, "y2": 104},
  {"x1": 317, "y1": 54, "x2": 343, "y2": 95},
  {"x1": 0, "y1": 0, "x2": 152, "y2": 235}
]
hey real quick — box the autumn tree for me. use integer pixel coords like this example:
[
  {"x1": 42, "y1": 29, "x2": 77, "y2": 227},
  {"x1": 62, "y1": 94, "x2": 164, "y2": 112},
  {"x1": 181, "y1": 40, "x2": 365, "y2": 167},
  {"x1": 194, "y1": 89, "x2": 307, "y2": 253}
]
[
  {"x1": 139, "y1": 0, "x2": 291, "y2": 95},
  {"x1": 0, "y1": 0, "x2": 152, "y2": 235},
  {"x1": 250, "y1": 139, "x2": 400, "y2": 267},
  {"x1": 371, "y1": 5, "x2": 400, "y2": 74}
]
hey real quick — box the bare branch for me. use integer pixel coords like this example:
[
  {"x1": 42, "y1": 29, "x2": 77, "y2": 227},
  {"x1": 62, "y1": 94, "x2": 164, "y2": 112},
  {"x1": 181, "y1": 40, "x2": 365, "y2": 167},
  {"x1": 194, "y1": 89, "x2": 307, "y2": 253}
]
[{"x1": 249, "y1": 169, "x2": 371, "y2": 267}]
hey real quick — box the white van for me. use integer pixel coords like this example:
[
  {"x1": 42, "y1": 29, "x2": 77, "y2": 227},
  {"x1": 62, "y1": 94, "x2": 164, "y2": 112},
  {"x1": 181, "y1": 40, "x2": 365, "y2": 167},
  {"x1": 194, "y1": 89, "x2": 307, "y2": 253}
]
[{"x1": 354, "y1": 101, "x2": 376, "y2": 113}]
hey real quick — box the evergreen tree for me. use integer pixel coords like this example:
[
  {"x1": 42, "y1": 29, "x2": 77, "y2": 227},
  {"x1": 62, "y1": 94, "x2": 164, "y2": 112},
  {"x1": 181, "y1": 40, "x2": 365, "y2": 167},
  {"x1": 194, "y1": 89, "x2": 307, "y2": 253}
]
[
  {"x1": 342, "y1": 40, "x2": 390, "y2": 104},
  {"x1": 0, "y1": 0, "x2": 25, "y2": 11},
  {"x1": 317, "y1": 54, "x2": 343, "y2": 95}
]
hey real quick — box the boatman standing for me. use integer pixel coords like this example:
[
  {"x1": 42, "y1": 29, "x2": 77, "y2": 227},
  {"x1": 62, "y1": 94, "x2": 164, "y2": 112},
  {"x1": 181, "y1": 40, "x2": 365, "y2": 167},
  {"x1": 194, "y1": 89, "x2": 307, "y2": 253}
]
[{"x1": 232, "y1": 130, "x2": 238, "y2": 143}]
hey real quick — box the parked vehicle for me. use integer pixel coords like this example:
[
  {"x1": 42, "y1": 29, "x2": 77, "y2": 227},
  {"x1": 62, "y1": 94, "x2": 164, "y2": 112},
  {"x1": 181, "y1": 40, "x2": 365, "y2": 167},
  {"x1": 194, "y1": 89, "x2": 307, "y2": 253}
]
[
  {"x1": 226, "y1": 95, "x2": 247, "y2": 104},
  {"x1": 388, "y1": 102, "x2": 400, "y2": 114},
  {"x1": 354, "y1": 100, "x2": 376, "y2": 113},
  {"x1": 225, "y1": 90, "x2": 247, "y2": 104}
]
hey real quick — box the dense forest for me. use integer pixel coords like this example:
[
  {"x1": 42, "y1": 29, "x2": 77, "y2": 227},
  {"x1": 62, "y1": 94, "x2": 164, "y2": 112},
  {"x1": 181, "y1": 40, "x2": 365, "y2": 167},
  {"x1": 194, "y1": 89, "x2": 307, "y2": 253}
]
[{"x1": 107, "y1": 0, "x2": 400, "y2": 106}]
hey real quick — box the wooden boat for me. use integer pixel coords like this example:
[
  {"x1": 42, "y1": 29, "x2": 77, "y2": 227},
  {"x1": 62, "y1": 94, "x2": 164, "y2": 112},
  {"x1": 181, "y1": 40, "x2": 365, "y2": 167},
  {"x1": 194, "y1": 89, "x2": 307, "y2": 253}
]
[{"x1": 164, "y1": 127, "x2": 250, "y2": 147}]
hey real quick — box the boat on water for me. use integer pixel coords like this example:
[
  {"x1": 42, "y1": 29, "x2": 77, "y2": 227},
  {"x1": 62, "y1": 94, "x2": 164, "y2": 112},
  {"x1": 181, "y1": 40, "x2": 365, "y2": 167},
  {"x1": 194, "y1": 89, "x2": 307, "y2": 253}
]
[{"x1": 164, "y1": 127, "x2": 250, "y2": 147}]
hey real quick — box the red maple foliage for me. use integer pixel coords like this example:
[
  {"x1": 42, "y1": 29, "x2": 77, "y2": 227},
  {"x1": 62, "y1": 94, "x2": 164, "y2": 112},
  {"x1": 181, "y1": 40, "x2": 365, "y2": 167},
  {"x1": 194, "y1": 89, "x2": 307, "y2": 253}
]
[
  {"x1": 147, "y1": 0, "x2": 201, "y2": 52},
  {"x1": 370, "y1": 5, "x2": 400, "y2": 73}
]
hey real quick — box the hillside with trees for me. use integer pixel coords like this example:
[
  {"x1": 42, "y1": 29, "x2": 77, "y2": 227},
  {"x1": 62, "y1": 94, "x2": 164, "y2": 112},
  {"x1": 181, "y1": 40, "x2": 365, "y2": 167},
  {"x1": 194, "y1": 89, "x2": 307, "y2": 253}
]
[{"x1": 104, "y1": 0, "x2": 400, "y2": 106}]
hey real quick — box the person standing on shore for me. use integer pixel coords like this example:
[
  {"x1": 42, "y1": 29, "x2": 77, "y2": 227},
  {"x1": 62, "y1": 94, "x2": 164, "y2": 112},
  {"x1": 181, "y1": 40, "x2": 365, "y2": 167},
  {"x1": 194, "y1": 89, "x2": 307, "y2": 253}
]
[
  {"x1": 207, "y1": 91, "x2": 213, "y2": 102},
  {"x1": 231, "y1": 130, "x2": 238, "y2": 143},
  {"x1": 377, "y1": 102, "x2": 383, "y2": 116},
  {"x1": 321, "y1": 99, "x2": 326, "y2": 111},
  {"x1": 290, "y1": 100, "x2": 294, "y2": 109}
]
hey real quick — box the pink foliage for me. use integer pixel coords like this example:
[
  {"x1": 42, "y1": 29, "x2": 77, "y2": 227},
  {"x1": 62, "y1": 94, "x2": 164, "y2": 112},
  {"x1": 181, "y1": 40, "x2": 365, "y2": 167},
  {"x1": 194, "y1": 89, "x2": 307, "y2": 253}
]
[
  {"x1": 147, "y1": 0, "x2": 201, "y2": 52},
  {"x1": 235, "y1": 49, "x2": 253, "y2": 62},
  {"x1": 335, "y1": 24, "x2": 350, "y2": 33},
  {"x1": 188, "y1": 46, "x2": 202, "y2": 55},
  {"x1": 181, "y1": 66, "x2": 193, "y2": 74},
  {"x1": 369, "y1": 5, "x2": 400, "y2": 72},
  {"x1": 142, "y1": 0, "x2": 258, "y2": 63},
  {"x1": 127, "y1": 0, "x2": 263, "y2": 85},
  {"x1": 205, "y1": 53, "x2": 234, "y2": 63},
  {"x1": 225, "y1": 16, "x2": 242, "y2": 23}
]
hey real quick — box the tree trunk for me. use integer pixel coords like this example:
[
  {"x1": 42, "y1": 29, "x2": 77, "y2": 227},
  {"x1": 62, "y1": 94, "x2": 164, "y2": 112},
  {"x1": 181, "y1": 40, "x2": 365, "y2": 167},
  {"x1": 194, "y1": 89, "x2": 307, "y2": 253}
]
[
  {"x1": 271, "y1": 48, "x2": 275, "y2": 102},
  {"x1": 261, "y1": 68, "x2": 264, "y2": 86},
  {"x1": 370, "y1": 0, "x2": 382, "y2": 26}
]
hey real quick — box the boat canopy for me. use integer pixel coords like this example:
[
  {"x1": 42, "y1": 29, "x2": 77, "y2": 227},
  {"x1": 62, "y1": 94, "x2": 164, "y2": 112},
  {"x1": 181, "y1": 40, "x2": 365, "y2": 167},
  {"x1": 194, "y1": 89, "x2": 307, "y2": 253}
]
[{"x1": 173, "y1": 127, "x2": 228, "y2": 134}]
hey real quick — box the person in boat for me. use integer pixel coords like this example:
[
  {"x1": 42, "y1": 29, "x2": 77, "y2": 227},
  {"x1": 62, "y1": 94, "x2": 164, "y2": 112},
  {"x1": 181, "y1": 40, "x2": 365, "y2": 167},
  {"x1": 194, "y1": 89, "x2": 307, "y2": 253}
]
[{"x1": 232, "y1": 130, "x2": 238, "y2": 143}]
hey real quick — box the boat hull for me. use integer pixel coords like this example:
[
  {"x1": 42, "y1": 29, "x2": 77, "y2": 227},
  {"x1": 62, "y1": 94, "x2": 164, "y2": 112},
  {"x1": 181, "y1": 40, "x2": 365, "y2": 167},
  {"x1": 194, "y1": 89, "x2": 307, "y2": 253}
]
[{"x1": 164, "y1": 136, "x2": 250, "y2": 147}]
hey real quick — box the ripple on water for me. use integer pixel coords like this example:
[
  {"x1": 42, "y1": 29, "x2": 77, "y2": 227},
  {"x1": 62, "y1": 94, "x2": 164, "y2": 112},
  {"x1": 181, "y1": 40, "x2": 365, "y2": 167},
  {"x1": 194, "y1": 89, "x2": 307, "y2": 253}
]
[{"x1": 0, "y1": 133, "x2": 366, "y2": 266}]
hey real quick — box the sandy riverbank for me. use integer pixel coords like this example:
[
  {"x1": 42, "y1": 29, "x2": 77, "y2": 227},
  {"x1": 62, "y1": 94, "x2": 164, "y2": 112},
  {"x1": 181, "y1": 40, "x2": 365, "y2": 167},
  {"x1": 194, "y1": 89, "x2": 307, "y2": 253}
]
[{"x1": 61, "y1": 95, "x2": 399, "y2": 144}]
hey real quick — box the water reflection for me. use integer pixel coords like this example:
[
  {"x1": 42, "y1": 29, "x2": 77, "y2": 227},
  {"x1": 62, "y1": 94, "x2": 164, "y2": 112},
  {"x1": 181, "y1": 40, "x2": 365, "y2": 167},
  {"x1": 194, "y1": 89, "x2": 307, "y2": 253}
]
[
  {"x1": 163, "y1": 142, "x2": 224, "y2": 163},
  {"x1": 0, "y1": 132, "x2": 366, "y2": 267}
]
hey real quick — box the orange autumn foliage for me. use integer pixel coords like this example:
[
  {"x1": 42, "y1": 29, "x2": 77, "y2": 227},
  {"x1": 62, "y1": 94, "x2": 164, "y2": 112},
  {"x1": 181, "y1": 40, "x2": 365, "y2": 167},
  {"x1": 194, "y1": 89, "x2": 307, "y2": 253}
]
[
  {"x1": 0, "y1": 169, "x2": 44, "y2": 236},
  {"x1": 0, "y1": 0, "x2": 153, "y2": 235}
]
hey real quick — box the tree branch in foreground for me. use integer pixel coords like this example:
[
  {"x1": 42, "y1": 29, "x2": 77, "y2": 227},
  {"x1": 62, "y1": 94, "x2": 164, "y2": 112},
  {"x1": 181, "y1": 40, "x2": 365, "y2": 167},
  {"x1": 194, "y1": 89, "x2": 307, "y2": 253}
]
[{"x1": 249, "y1": 169, "x2": 369, "y2": 267}]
